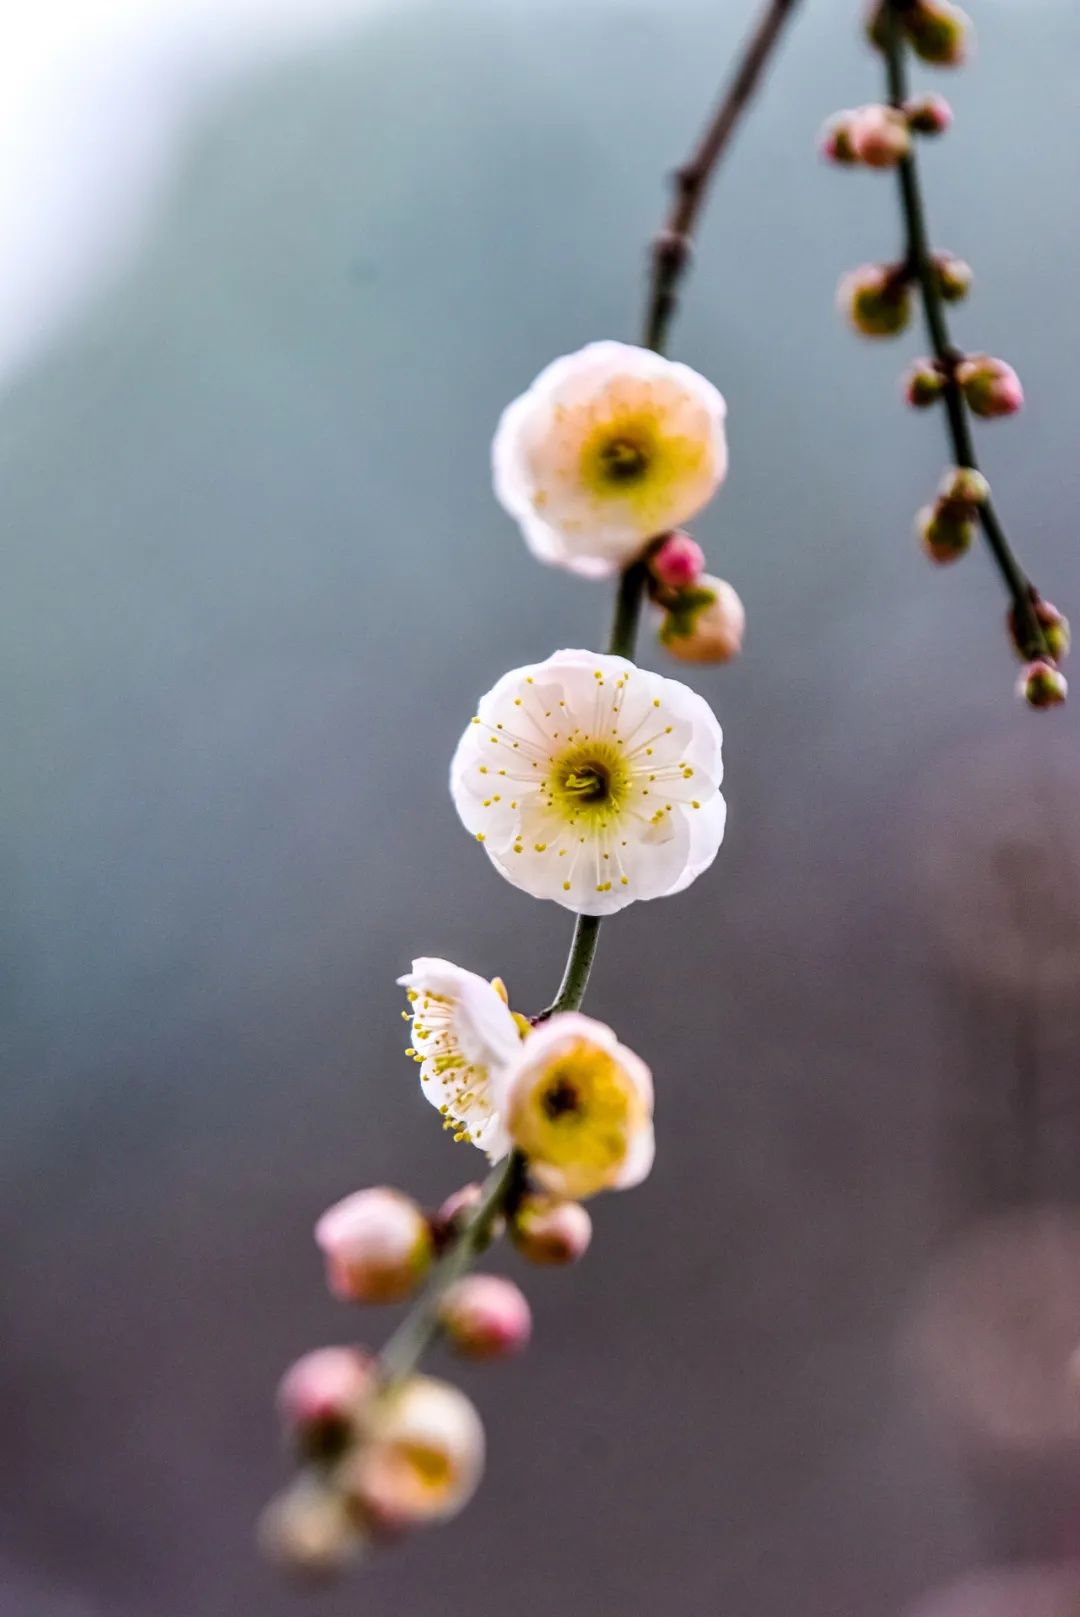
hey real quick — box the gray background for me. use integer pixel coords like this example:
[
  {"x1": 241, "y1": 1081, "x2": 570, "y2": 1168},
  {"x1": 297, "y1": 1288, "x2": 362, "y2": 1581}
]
[{"x1": 4, "y1": 1, "x2": 1080, "y2": 1613}]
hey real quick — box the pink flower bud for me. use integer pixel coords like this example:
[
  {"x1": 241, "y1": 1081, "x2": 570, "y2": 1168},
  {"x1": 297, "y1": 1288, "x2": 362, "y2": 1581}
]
[
  {"x1": 510, "y1": 1194, "x2": 593, "y2": 1266},
  {"x1": 819, "y1": 112, "x2": 859, "y2": 166},
  {"x1": 903, "y1": 358, "x2": 945, "y2": 409},
  {"x1": 849, "y1": 104, "x2": 911, "y2": 169},
  {"x1": 837, "y1": 263, "x2": 912, "y2": 338},
  {"x1": 933, "y1": 251, "x2": 972, "y2": 303},
  {"x1": 438, "y1": 1275, "x2": 532, "y2": 1360},
  {"x1": 315, "y1": 1187, "x2": 433, "y2": 1304},
  {"x1": 904, "y1": 93, "x2": 953, "y2": 136},
  {"x1": 258, "y1": 1479, "x2": 363, "y2": 1579},
  {"x1": 660, "y1": 575, "x2": 746, "y2": 664},
  {"x1": 1018, "y1": 659, "x2": 1067, "y2": 711},
  {"x1": 277, "y1": 1347, "x2": 375, "y2": 1456},
  {"x1": 649, "y1": 530, "x2": 706, "y2": 590},
  {"x1": 955, "y1": 354, "x2": 1024, "y2": 419},
  {"x1": 906, "y1": 0, "x2": 973, "y2": 68},
  {"x1": 917, "y1": 502, "x2": 974, "y2": 566},
  {"x1": 937, "y1": 466, "x2": 989, "y2": 512},
  {"x1": 342, "y1": 1375, "x2": 485, "y2": 1528},
  {"x1": 1007, "y1": 597, "x2": 1070, "y2": 664}
]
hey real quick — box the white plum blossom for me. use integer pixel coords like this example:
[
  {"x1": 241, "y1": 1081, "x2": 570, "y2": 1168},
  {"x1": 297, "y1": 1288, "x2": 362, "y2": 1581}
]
[
  {"x1": 399, "y1": 957, "x2": 522, "y2": 1156},
  {"x1": 493, "y1": 341, "x2": 728, "y2": 577},
  {"x1": 495, "y1": 1011, "x2": 654, "y2": 1200},
  {"x1": 450, "y1": 649, "x2": 726, "y2": 916}
]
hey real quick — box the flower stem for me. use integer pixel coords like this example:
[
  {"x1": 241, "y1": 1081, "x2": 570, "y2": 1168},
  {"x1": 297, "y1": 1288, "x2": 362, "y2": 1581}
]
[{"x1": 881, "y1": 4, "x2": 1049, "y2": 659}]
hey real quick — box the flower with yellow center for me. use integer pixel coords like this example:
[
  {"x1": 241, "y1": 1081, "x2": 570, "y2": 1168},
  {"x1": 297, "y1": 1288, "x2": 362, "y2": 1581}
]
[
  {"x1": 450, "y1": 648, "x2": 726, "y2": 916},
  {"x1": 493, "y1": 340, "x2": 728, "y2": 577},
  {"x1": 342, "y1": 1375, "x2": 485, "y2": 1528},
  {"x1": 398, "y1": 957, "x2": 523, "y2": 1156},
  {"x1": 494, "y1": 1012, "x2": 654, "y2": 1200}
]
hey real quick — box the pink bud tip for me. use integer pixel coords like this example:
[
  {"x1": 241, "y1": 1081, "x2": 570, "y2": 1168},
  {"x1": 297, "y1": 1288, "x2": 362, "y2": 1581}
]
[
  {"x1": 1018, "y1": 659, "x2": 1067, "y2": 711},
  {"x1": 315, "y1": 1187, "x2": 433, "y2": 1304},
  {"x1": 956, "y1": 355, "x2": 1024, "y2": 419},
  {"x1": 439, "y1": 1274, "x2": 532, "y2": 1360},
  {"x1": 277, "y1": 1347, "x2": 375, "y2": 1453},
  {"x1": 650, "y1": 531, "x2": 706, "y2": 590},
  {"x1": 849, "y1": 104, "x2": 911, "y2": 169},
  {"x1": 904, "y1": 93, "x2": 953, "y2": 136}
]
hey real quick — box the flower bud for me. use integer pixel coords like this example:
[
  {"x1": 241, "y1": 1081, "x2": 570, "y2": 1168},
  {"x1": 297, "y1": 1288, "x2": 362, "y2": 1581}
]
[
  {"x1": 906, "y1": 1, "x2": 973, "y2": 68},
  {"x1": 438, "y1": 1274, "x2": 532, "y2": 1360},
  {"x1": 917, "y1": 502, "x2": 974, "y2": 566},
  {"x1": 277, "y1": 1347, "x2": 375, "y2": 1459},
  {"x1": 937, "y1": 466, "x2": 989, "y2": 511},
  {"x1": 315, "y1": 1187, "x2": 433, "y2": 1305},
  {"x1": 1008, "y1": 598, "x2": 1070, "y2": 664},
  {"x1": 649, "y1": 530, "x2": 706, "y2": 590},
  {"x1": 510, "y1": 1193, "x2": 593, "y2": 1266},
  {"x1": 933, "y1": 251, "x2": 972, "y2": 303},
  {"x1": 955, "y1": 354, "x2": 1024, "y2": 419},
  {"x1": 342, "y1": 1376, "x2": 484, "y2": 1527},
  {"x1": 431, "y1": 1182, "x2": 504, "y2": 1252},
  {"x1": 659, "y1": 575, "x2": 745, "y2": 664},
  {"x1": 903, "y1": 358, "x2": 945, "y2": 409},
  {"x1": 904, "y1": 93, "x2": 953, "y2": 136},
  {"x1": 259, "y1": 1479, "x2": 363, "y2": 1578},
  {"x1": 819, "y1": 111, "x2": 859, "y2": 166},
  {"x1": 850, "y1": 104, "x2": 911, "y2": 169},
  {"x1": 837, "y1": 263, "x2": 912, "y2": 338},
  {"x1": 1018, "y1": 659, "x2": 1067, "y2": 711}
]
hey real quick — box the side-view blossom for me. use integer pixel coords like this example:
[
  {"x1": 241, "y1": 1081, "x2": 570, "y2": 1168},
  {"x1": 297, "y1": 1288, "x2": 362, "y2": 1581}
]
[
  {"x1": 341, "y1": 1376, "x2": 485, "y2": 1528},
  {"x1": 399, "y1": 958, "x2": 522, "y2": 1155},
  {"x1": 315, "y1": 1188, "x2": 433, "y2": 1304},
  {"x1": 495, "y1": 1011, "x2": 654, "y2": 1200},
  {"x1": 451, "y1": 648, "x2": 726, "y2": 916},
  {"x1": 493, "y1": 341, "x2": 727, "y2": 577}
]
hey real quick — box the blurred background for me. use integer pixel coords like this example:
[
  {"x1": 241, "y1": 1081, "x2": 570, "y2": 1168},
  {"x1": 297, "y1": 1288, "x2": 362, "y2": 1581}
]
[{"x1": 4, "y1": 0, "x2": 1080, "y2": 1613}]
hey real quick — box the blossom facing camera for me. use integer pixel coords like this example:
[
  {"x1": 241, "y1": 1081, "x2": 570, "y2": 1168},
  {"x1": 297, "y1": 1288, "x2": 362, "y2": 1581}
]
[
  {"x1": 439, "y1": 1274, "x2": 533, "y2": 1359},
  {"x1": 496, "y1": 1012, "x2": 654, "y2": 1200},
  {"x1": 649, "y1": 530, "x2": 706, "y2": 590},
  {"x1": 1018, "y1": 659, "x2": 1068, "y2": 710},
  {"x1": 510, "y1": 1193, "x2": 593, "y2": 1266},
  {"x1": 451, "y1": 649, "x2": 726, "y2": 916},
  {"x1": 399, "y1": 958, "x2": 522, "y2": 1156},
  {"x1": 492, "y1": 341, "x2": 728, "y2": 577},
  {"x1": 849, "y1": 104, "x2": 911, "y2": 168},
  {"x1": 277, "y1": 1347, "x2": 375, "y2": 1458},
  {"x1": 316, "y1": 1188, "x2": 433, "y2": 1304},
  {"x1": 343, "y1": 1376, "x2": 485, "y2": 1527},
  {"x1": 660, "y1": 575, "x2": 746, "y2": 664},
  {"x1": 838, "y1": 264, "x2": 912, "y2": 338},
  {"x1": 259, "y1": 1479, "x2": 364, "y2": 1579},
  {"x1": 956, "y1": 354, "x2": 1024, "y2": 419},
  {"x1": 1007, "y1": 598, "x2": 1070, "y2": 665}
]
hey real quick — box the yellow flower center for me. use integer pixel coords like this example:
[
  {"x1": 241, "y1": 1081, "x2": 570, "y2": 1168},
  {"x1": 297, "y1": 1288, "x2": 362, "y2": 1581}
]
[
  {"x1": 399, "y1": 1441, "x2": 455, "y2": 1497},
  {"x1": 547, "y1": 740, "x2": 630, "y2": 826},
  {"x1": 511, "y1": 1039, "x2": 641, "y2": 1191}
]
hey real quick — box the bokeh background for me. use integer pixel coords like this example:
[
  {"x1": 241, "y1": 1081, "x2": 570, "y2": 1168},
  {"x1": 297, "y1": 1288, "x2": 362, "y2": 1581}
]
[{"x1": 4, "y1": 1, "x2": 1080, "y2": 1613}]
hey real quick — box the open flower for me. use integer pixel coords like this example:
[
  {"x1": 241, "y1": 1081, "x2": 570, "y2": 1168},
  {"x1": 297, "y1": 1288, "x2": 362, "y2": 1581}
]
[
  {"x1": 495, "y1": 1012, "x2": 654, "y2": 1199},
  {"x1": 343, "y1": 1376, "x2": 485, "y2": 1528},
  {"x1": 399, "y1": 958, "x2": 522, "y2": 1155},
  {"x1": 451, "y1": 649, "x2": 726, "y2": 916},
  {"x1": 493, "y1": 341, "x2": 727, "y2": 577}
]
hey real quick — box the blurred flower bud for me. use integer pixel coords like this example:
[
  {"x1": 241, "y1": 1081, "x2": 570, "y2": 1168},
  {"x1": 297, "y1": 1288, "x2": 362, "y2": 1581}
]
[
  {"x1": 277, "y1": 1347, "x2": 375, "y2": 1459},
  {"x1": 438, "y1": 1275, "x2": 532, "y2": 1360},
  {"x1": 510, "y1": 1193, "x2": 593, "y2": 1266},
  {"x1": 820, "y1": 111, "x2": 859, "y2": 165},
  {"x1": 850, "y1": 104, "x2": 912, "y2": 168},
  {"x1": 1018, "y1": 659, "x2": 1068, "y2": 710},
  {"x1": 906, "y1": 1, "x2": 973, "y2": 68},
  {"x1": 937, "y1": 466, "x2": 989, "y2": 511},
  {"x1": 955, "y1": 354, "x2": 1024, "y2": 418},
  {"x1": 660, "y1": 575, "x2": 746, "y2": 664},
  {"x1": 649, "y1": 530, "x2": 706, "y2": 591},
  {"x1": 932, "y1": 251, "x2": 973, "y2": 303},
  {"x1": 316, "y1": 1187, "x2": 433, "y2": 1305},
  {"x1": 838, "y1": 263, "x2": 912, "y2": 338},
  {"x1": 431, "y1": 1182, "x2": 501, "y2": 1253},
  {"x1": 1007, "y1": 598, "x2": 1070, "y2": 664},
  {"x1": 259, "y1": 1479, "x2": 363, "y2": 1579},
  {"x1": 904, "y1": 93, "x2": 953, "y2": 136},
  {"x1": 864, "y1": 2, "x2": 890, "y2": 51},
  {"x1": 342, "y1": 1376, "x2": 484, "y2": 1528},
  {"x1": 917, "y1": 502, "x2": 974, "y2": 566},
  {"x1": 903, "y1": 358, "x2": 945, "y2": 409}
]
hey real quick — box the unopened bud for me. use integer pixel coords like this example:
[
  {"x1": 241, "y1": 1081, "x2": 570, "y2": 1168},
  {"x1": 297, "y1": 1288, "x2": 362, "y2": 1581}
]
[
  {"x1": 850, "y1": 104, "x2": 911, "y2": 169},
  {"x1": 937, "y1": 466, "x2": 989, "y2": 511},
  {"x1": 277, "y1": 1347, "x2": 375, "y2": 1459},
  {"x1": 649, "y1": 530, "x2": 706, "y2": 591},
  {"x1": 439, "y1": 1274, "x2": 532, "y2": 1360},
  {"x1": 933, "y1": 251, "x2": 973, "y2": 303},
  {"x1": 906, "y1": 0, "x2": 973, "y2": 67},
  {"x1": 510, "y1": 1193, "x2": 593, "y2": 1266},
  {"x1": 903, "y1": 358, "x2": 945, "y2": 409},
  {"x1": 917, "y1": 502, "x2": 974, "y2": 566},
  {"x1": 1018, "y1": 659, "x2": 1067, "y2": 711},
  {"x1": 1008, "y1": 598, "x2": 1070, "y2": 664},
  {"x1": 315, "y1": 1187, "x2": 433, "y2": 1304},
  {"x1": 904, "y1": 93, "x2": 954, "y2": 136},
  {"x1": 259, "y1": 1479, "x2": 363, "y2": 1579},
  {"x1": 956, "y1": 354, "x2": 1024, "y2": 419},
  {"x1": 342, "y1": 1375, "x2": 485, "y2": 1528},
  {"x1": 431, "y1": 1182, "x2": 504, "y2": 1252},
  {"x1": 820, "y1": 111, "x2": 859, "y2": 166},
  {"x1": 660, "y1": 575, "x2": 746, "y2": 664},
  {"x1": 838, "y1": 263, "x2": 912, "y2": 338}
]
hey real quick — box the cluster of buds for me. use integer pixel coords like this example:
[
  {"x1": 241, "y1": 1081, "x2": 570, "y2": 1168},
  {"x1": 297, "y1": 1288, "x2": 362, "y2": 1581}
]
[
  {"x1": 1009, "y1": 597, "x2": 1070, "y2": 711},
  {"x1": 916, "y1": 466, "x2": 987, "y2": 566},
  {"x1": 865, "y1": 0, "x2": 972, "y2": 67},
  {"x1": 837, "y1": 250, "x2": 970, "y2": 340},
  {"x1": 821, "y1": 92, "x2": 951, "y2": 169},
  {"x1": 646, "y1": 530, "x2": 746, "y2": 664},
  {"x1": 262, "y1": 1178, "x2": 591, "y2": 1576}
]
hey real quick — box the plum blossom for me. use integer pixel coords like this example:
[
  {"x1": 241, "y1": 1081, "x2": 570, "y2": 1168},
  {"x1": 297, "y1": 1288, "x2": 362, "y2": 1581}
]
[{"x1": 342, "y1": 1376, "x2": 485, "y2": 1527}]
